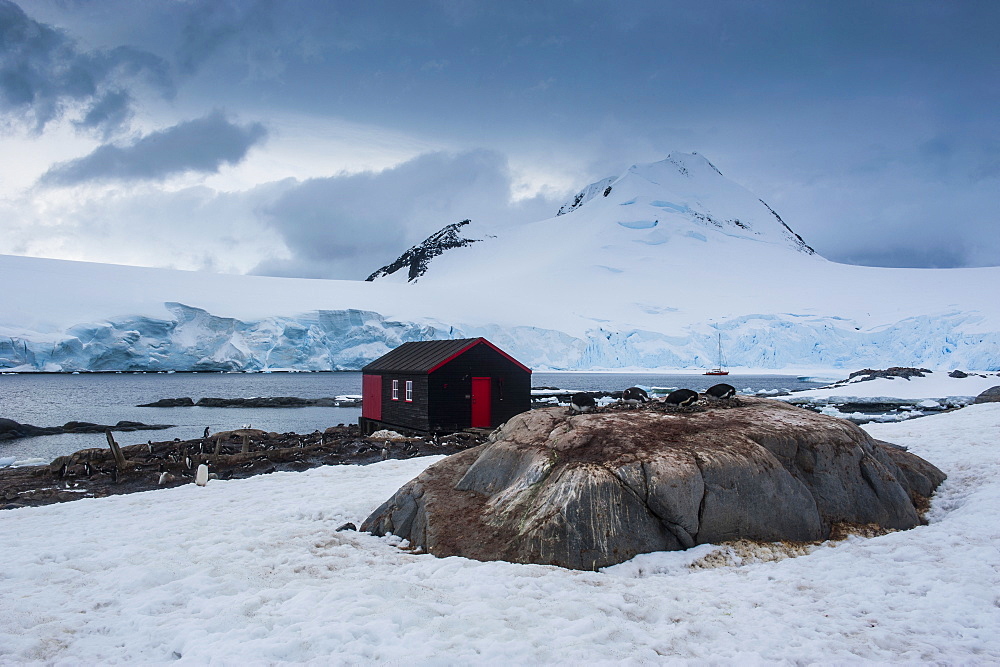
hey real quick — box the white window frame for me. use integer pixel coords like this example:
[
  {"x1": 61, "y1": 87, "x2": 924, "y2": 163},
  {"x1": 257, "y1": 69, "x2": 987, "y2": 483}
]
[
  {"x1": 405, "y1": 380, "x2": 413, "y2": 402},
  {"x1": 391, "y1": 379, "x2": 399, "y2": 401}
]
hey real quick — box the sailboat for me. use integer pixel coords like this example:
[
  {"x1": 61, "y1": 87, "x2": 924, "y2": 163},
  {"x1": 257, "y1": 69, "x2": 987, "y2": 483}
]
[{"x1": 704, "y1": 332, "x2": 729, "y2": 376}]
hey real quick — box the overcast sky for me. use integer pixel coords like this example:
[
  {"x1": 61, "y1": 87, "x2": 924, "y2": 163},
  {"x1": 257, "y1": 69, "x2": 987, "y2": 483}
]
[{"x1": 1, "y1": 0, "x2": 997, "y2": 278}]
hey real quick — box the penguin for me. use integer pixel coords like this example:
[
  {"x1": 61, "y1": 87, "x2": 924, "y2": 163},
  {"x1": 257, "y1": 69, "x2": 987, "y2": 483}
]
[
  {"x1": 195, "y1": 464, "x2": 209, "y2": 487},
  {"x1": 569, "y1": 393, "x2": 597, "y2": 414},
  {"x1": 705, "y1": 383, "x2": 737, "y2": 400},
  {"x1": 203, "y1": 426, "x2": 211, "y2": 439},
  {"x1": 621, "y1": 387, "x2": 649, "y2": 407},
  {"x1": 664, "y1": 388, "x2": 699, "y2": 408},
  {"x1": 185, "y1": 456, "x2": 193, "y2": 470}
]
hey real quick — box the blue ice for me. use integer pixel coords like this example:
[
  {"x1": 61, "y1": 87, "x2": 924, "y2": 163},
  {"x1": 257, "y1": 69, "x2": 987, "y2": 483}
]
[
  {"x1": 650, "y1": 200, "x2": 690, "y2": 213},
  {"x1": 617, "y1": 220, "x2": 658, "y2": 230}
]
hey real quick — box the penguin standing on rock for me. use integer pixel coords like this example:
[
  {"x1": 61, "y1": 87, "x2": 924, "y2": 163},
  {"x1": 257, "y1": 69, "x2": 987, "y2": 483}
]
[
  {"x1": 569, "y1": 393, "x2": 597, "y2": 414},
  {"x1": 664, "y1": 388, "x2": 699, "y2": 408},
  {"x1": 621, "y1": 387, "x2": 649, "y2": 408}
]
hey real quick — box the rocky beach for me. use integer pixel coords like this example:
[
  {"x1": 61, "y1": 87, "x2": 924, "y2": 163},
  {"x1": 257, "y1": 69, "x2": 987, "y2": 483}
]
[{"x1": 0, "y1": 425, "x2": 486, "y2": 510}]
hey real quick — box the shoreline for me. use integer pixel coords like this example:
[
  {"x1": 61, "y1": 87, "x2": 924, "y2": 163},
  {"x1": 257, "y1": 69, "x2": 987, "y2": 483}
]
[{"x1": 0, "y1": 425, "x2": 487, "y2": 510}]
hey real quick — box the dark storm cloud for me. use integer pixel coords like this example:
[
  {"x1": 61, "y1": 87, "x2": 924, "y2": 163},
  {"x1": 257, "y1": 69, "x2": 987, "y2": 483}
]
[
  {"x1": 10, "y1": 0, "x2": 1000, "y2": 269},
  {"x1": 252, "y1": 150, "x2": 555, "y2": 280},
  {"x1": 39, "y1": 111, "x2": 268, "y2": 185},
  {"x1": 0, "y1": 0, "x2": 171, "y2": 134}
]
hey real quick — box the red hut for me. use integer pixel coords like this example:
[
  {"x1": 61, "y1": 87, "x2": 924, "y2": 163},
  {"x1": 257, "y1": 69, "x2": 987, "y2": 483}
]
[{"x1": 359, "y1": 338, "x2": 531, "y2": 435}]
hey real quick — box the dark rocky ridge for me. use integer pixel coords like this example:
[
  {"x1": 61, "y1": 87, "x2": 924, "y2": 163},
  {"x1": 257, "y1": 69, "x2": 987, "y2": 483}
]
[
  {"x1": 138, "y1": 396, "x2": 361, "y2": 408},
  {"x1": 362, "y1": 398, "x2": 945, "y2": 570},
  {"x1": 847, "y1": 367, "x2": 933, "y2": 381},
  {"x1": 365, "y1": 219, "x2": 481, "y2": 283},
  {"x1": 0, "y1": 418, "x2": 173, "y2": 441}
]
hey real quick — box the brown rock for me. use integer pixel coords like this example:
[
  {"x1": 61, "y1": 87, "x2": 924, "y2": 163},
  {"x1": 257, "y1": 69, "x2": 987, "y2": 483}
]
[
  {"x1": 362, "y1": 398, "x2": 945, "y2": 570},
  {"x1": 973, "y1": 386, "x2": 1000, "y2": 404}
]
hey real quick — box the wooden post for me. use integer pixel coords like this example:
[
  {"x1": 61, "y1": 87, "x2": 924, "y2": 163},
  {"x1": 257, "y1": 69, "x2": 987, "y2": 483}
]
[
  {"x1": 105, "y1": 429, "x2": 127, "y2": 479},
  {"x1": 213, "y1": 435, "x2": 223, "y2": 459},
  {"x1": 241, "y1": 434, "x2": 250, "y2": 454}
]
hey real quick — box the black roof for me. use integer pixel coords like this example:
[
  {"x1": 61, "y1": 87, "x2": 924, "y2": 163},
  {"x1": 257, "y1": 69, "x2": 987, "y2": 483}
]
[{"x1": 362, "y1": 338, "x2": 530, "y2": 374}]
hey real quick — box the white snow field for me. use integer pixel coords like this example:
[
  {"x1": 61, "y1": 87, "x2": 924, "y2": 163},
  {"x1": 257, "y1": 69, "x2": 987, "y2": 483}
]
[
  {"x1": 2, "y1": 153, "x2": 999, "y2": 372},
  {"x1": 1, "y1": 404, "x2": 999, "y2": 664}
]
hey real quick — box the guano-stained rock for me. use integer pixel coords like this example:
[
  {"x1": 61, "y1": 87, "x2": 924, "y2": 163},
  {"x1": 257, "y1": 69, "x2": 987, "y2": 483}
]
[{"x1": 362, "y1": 397, "x2": 945, "y2": 570}]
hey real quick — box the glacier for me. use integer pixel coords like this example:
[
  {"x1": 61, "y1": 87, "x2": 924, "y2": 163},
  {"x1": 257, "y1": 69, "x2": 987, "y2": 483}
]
[{"x1": 2, "y1": 303, "x2": 997, "y2": 373}]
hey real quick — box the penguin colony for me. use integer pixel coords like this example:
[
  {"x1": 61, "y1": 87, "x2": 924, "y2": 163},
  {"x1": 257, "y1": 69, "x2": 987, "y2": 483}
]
[{"x1": 566, "y1": 383, "x2": 739, "y2": 415}]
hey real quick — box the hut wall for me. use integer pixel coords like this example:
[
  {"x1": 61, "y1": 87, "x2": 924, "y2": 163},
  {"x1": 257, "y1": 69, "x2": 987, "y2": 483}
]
[
  {"x1": 428, "y1": 345, "x2": 531, "y2": 431},
  {"x1": 378, "y1": 374, "x2": 431, "y2": 432}
]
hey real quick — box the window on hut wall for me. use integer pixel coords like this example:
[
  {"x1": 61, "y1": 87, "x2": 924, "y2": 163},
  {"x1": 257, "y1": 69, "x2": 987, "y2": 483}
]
[
  {"x1": 405, "y1": 380, "x2": 413, "y2": 402},
  {"x1": 392, "y1": 379, "x2": 399, "y2": 400}
]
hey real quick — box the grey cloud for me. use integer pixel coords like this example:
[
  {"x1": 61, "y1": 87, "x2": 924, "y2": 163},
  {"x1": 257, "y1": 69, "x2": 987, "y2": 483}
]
[
  {"x1": 0, "y1": 0, "x2": 172, "y2": 134},
  {"x1": 39, "y1": 111, "x2": 268, "y2": 185},
  {"x1": 175, "y1": 0, "x2": 284, "y2": 77},
  {"x1": 252, "y1": 150, "x2": 556, "y2": 280},
  {"x1": 73, "y1": 88, "x2": 132, "y2": 138}
]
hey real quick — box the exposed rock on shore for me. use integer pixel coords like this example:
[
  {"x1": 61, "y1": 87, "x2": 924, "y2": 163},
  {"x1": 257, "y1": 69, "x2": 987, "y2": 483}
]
[
  {"x1": 137, "y1": 396, "x2": 362, "y2": 408},
  {"x1": 0, "y1": 418, "x2": 173, "y2": 441},
  {"x1": 974, "y1": 386, "x2": 1000, "y2": 404},
  {"x1": 137, "y1": 397, "x2": 195, "y2": 407},
  {"x1": 362, "y1": 398, "x2": 945, "y2": 570},
  {"x1": 847, "y1": 367, "x2": 932, "y2": 381}
]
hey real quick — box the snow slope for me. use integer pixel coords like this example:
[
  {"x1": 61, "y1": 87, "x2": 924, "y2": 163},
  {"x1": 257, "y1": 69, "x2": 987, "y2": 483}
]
[
  {"x1": 790, "y1": 370, "x2": 1000, "y2": 400},
  {"x1": 2, "y1": 152, "x2": 999, "y2": 372},
  {"x1": 1, "y1": 403, "x2": 998, "y2": 663}
]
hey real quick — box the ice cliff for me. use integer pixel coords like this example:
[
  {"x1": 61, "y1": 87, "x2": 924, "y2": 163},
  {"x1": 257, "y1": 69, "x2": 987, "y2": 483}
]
[{"x1": 2, "y1": 303, "x2": 997, "y2": 372}]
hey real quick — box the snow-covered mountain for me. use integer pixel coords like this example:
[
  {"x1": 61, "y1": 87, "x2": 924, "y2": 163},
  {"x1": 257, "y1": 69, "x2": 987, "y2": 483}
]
[{"x1": 2, "y1": 153, "x2": 999, "y2": 372}]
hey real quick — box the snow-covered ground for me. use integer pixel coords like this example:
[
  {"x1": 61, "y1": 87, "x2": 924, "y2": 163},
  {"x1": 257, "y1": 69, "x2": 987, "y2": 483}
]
[
  {"x1": 788, "y1": 370, "x2": 1000, "y2": 400},
  {"x1": 2, "y1": 403, "x2": 999, "y2": 663}
]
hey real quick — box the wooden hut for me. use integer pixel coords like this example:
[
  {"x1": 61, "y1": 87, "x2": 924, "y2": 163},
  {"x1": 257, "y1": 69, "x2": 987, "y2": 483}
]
[{"x1": 359, "y1": 338, "x2": 531, "y2": 435}]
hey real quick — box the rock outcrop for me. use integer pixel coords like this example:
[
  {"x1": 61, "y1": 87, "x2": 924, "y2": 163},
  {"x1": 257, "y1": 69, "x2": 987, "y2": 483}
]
[
  {"x1": 0, "y1": 418, "x2": 174, "y2": 441},
  {"x1": 362, "y1": 398, "x2": 945, "y2": 570},
  {"x1": 137, "y1": 396, "x2": 361, "y2": 408},
  {"x1": 974, "y1": 386, "x2": 1000, "y2": 404},
  {"x1": 365, "y1": 219, "x2": 481, "y2": 283}
]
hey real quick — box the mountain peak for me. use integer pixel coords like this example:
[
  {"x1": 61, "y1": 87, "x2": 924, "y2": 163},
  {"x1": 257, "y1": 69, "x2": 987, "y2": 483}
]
[{"x1": 554, "y1": 152, "x2": 815, "y2": 255}]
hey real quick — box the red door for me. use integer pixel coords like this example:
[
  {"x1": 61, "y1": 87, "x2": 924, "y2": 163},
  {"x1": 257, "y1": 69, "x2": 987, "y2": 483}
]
[
  {"x1": 471, "y1": 377, "x2": 492, "y2": 428},
  {"x1": 362, "y1": 374, "x2": 382, "y2": 420}
]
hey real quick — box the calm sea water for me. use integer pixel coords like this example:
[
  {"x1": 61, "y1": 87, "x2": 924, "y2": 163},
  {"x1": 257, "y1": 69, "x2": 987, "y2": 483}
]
[{"x1": 0, "y1": 371, "x2": 824, "y2": 463}]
